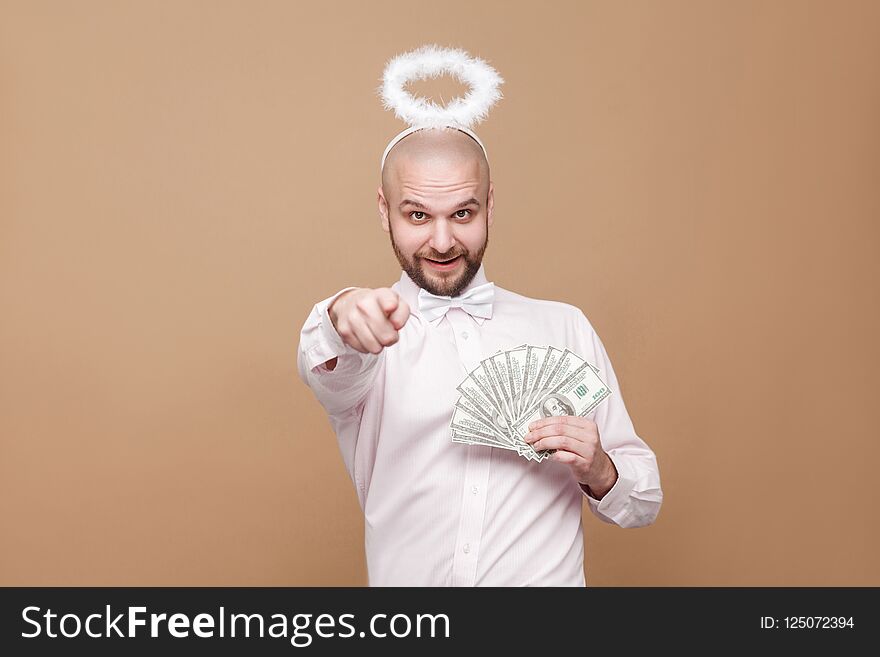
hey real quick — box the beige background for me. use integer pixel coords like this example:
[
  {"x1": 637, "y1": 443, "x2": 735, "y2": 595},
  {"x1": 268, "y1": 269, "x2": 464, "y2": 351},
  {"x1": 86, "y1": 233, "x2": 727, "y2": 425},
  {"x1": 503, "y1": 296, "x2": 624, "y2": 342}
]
[{"x1": 1, "y1": 0, "x2": 878, "y2": 586}]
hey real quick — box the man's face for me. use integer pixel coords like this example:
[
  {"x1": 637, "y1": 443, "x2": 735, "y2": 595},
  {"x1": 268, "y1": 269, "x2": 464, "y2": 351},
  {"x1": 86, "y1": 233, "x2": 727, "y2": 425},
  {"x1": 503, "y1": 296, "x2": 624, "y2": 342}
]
[{"x1": 378, "y1": 132, "x2": 494, "y2": 297}]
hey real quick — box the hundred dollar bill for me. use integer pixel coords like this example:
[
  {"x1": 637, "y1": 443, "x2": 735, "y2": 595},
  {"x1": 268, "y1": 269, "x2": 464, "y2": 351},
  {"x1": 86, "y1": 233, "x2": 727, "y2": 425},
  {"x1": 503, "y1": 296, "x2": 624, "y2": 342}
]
[
  {"x1": 520, "y1": 347, "x2": 599, "y2": 416},
  {"x1": 485, "y1": 351, "x2": 546, "y2": 459},
  {"x1": 520, "y1": 348, "x2": 576, "y2": 457},
  {"x1": 452, "y1": 426, "x2": 517, "y2": 451},
  {"x1": 521, "y1": 346, "x2": 563, "y2": 414},
  {"x1": 450, "y1": 343, "x2": 609, "y2": 463},
  {"x1": 506, "y1": 347, "x2": 528, "y2": 418},
  {"x1": 452, "y1": 402, "x2": 547, "y2": 460},
  {"x1": 456, "y1": 366, "x2": 512, "y2": 436},
  {"x1": 482, "y1": 354, "x2": 516, "y2": 430},
  {"x1": 519, "y1": 345, "x2": 544, "y2": 419},
  {"x1": 453, "y1": 390, "x2": 550, "y2": 461},
  {"x1": 511, "y1": 360, "x2": 612, "y2": 441},
  {"x1": 487, "y1": 354, "x2": 517, "y2": 426},
  {"x1": 471, "y1": 362, "x2": 509, "y2": 423},
  {"x1": 450, "y1": 399, "x2": 517, "y2": 449}
]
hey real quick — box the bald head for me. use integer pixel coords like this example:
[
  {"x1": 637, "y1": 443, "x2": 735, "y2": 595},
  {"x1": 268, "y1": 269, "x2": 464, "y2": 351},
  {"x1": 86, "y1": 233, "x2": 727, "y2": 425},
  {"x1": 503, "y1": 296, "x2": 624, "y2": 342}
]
[
  {"x1": 377, "y1": 126, "x2": 495, "y2": 297},
  {"x1": 381, "y1": 127, "x2": 490, "y2": 194}
]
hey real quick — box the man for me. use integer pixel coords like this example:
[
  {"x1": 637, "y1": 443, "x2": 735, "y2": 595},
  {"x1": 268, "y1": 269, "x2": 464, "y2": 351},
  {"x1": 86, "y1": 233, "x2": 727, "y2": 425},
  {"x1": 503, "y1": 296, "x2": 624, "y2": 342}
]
[{"x1": 297, "y1": 126, "x2": 663, "y2": 586}]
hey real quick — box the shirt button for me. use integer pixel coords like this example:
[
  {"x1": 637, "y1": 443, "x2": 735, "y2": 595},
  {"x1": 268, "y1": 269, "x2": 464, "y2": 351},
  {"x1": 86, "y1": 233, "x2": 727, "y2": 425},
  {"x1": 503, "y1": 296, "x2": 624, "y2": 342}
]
[
  {"x1": 462, "y1": 543, "x2": 471, "y2": 554},
  {"x1": 471, "y1": 485, "x2": 479, "y2": 495},
  {"x1": 461, "y1": 331, "x2": 469, "y2": 340}
]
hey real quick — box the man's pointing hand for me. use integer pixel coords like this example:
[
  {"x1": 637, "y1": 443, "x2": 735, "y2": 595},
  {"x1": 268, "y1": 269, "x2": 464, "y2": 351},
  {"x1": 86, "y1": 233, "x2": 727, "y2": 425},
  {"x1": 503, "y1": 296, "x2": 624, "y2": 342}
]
[{"x1": 328, "y1": 287, "x2": 411, "y2": 355}]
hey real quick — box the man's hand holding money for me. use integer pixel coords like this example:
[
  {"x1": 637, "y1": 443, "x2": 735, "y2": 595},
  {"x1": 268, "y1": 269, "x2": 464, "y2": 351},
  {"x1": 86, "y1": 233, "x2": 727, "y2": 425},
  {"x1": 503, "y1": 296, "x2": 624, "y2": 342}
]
[{"x1": 524, "y1": 416, "x2": 619, "y2": 499}]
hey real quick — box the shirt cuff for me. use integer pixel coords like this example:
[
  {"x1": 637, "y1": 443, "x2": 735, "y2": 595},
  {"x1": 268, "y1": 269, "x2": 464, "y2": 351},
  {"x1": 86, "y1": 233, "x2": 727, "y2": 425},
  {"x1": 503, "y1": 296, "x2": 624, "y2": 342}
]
[
  {"x1": 581, "y1": 450, "x2": 639, "y2": 525},
  {"x1": 303, "y1": 286, "x2": 361, "y2": 372}
]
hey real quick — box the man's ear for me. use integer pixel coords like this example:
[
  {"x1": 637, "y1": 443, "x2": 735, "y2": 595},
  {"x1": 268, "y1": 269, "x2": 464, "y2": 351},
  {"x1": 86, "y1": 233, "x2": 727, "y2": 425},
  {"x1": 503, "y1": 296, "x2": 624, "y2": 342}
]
[
  {"x1": 378, "y1": 185, "x2": 390, "y2": 232},
  {"x1": 487, "y1": 180, "x2": 495, "y2": 228}
]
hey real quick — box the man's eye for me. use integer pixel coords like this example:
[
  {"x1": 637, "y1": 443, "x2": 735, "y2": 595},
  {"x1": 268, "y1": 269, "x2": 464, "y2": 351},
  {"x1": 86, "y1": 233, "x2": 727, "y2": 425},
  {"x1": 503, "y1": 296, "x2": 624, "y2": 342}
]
[
  {"x1": 410, "y1": 211, "x2": 427, "y2": 221},
  {"x1": 455, "y1": 209, "x2": 471, "y2": 219}
]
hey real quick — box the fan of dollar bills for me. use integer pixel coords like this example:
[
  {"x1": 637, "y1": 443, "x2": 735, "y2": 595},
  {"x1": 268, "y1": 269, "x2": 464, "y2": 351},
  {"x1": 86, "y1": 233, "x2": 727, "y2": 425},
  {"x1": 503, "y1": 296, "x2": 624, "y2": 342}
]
[{"x1": 450, "y1": 345, "x2": 612, "y2": 462}]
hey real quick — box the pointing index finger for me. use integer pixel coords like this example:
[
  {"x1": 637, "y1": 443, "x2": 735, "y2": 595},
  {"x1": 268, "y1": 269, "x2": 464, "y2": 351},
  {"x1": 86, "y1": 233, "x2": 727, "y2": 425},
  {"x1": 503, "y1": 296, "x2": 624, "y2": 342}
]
[{"x1": 387, "y1": 297, "x2": 410, "y2": 330}]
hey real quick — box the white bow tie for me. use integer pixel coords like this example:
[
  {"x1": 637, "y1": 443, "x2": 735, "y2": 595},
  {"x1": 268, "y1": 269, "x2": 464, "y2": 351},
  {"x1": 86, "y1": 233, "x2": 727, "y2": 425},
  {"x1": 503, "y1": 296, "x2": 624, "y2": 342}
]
[{"x1": 417, "y1": 282, "x2": 495, "y2": 323}]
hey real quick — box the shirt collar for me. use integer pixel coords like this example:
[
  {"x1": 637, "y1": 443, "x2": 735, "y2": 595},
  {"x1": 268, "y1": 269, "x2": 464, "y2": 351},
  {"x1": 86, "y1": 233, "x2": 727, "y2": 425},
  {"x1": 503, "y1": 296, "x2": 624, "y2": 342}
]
[{"x1": 396, "y1": 263, "x2": 490, "y2": 326}]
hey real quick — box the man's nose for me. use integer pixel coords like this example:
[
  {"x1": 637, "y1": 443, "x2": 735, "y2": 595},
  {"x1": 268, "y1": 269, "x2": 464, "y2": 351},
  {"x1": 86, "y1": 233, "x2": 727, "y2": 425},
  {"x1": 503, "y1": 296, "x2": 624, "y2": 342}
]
[{"x1": 428, "y1": 218, "x2": 457, "y2": 253}]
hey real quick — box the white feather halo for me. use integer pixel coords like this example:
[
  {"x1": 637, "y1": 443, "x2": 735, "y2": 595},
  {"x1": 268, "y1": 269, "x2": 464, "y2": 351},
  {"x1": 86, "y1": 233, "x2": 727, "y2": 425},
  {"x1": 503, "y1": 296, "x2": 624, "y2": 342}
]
[{"x1": 378, "y1": 44, "x2": 504, "y2": 130}]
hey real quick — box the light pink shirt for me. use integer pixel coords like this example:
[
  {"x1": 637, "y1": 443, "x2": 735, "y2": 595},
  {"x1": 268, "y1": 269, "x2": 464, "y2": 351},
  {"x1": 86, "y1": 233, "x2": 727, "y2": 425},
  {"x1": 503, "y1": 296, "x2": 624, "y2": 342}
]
[{"x1": 297, "y1": 264, "x2": 663, "y2": 586}]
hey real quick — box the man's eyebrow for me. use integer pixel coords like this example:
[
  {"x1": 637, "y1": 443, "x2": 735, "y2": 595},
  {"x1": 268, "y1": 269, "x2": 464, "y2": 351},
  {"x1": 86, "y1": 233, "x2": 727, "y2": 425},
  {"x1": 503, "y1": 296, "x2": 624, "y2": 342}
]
[{"x1": 398, "y1": 197, "x2": 481, "y2": 212}]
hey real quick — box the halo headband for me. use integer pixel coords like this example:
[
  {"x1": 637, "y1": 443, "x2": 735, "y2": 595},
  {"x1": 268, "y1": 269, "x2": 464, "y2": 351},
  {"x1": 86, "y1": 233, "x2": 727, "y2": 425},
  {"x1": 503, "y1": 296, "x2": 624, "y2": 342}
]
[{"x1": 377, "y1": 44, "x2": 504, "y2": 172}]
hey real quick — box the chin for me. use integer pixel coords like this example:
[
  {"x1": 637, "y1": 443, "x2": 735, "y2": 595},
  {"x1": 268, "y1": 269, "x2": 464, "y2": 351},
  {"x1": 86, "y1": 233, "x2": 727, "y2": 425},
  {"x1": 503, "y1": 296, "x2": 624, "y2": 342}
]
[{"x1": 424, "y1": 264, "x2": 465, "y2": 280}]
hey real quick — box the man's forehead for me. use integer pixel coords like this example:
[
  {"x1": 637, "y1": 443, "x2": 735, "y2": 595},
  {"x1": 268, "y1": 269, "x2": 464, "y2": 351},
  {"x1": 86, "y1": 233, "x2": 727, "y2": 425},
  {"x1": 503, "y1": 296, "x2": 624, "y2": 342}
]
[
  {"x1": 386, "y1": 164, "x2": 485, "y2": 207},
  {"x1": 395, "y1": 167, "x2": 483, "y2": 197}
]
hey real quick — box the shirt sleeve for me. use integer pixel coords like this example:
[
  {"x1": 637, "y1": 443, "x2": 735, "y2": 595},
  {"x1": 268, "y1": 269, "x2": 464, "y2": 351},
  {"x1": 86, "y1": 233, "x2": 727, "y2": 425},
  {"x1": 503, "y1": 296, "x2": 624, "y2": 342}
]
[
  {"x1": 574, "y1": 310, "x2": 664, "y2": 528},
  {"x1": 297, "y1": 287, "x2": 384, "y2": 418}
]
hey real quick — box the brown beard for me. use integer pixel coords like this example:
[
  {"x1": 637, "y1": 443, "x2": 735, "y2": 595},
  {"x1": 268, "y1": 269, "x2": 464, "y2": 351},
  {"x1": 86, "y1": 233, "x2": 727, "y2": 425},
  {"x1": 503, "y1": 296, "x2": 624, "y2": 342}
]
[{"x1": 388, "y1": 222, "x2": 489, "y2": 297}]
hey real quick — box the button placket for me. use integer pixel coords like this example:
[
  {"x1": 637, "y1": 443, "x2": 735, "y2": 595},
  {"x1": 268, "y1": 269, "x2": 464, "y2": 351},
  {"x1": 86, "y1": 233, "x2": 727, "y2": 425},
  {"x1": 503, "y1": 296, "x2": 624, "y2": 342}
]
[{"x1": 446, "y1": 308, "x2": 492, "y2": 586}]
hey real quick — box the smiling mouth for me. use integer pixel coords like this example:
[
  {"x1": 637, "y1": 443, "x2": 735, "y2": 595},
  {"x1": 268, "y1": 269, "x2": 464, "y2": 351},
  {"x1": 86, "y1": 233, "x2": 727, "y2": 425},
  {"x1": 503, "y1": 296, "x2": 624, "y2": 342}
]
[{"x1": 425, "y1": 255, "x2": 461, "y2": 264}]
